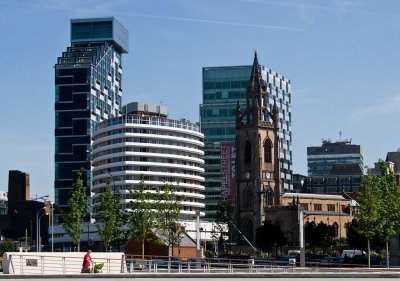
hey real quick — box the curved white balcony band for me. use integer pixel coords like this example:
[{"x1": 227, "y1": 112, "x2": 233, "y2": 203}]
[
  {"x1": 93, "y1": 169, "x2": 205, "y2": 182},
  {"x1": 92, "y1": 180, "x2": 205, "y2": 192},
  {"x1": 93, "y1": 151, "x2": 204, "y2": 165},
  {"x1": 95, "y1": 121, "x2": 203, "y2": 138},
  {"x1": 92, "y1": 179, "x2": 204, "y2": 192},
  {"x1": 93, "y1": 142, "x2": 204, "y2": 156},
  {"x1": 93, "y1": 132, "x2": 204, "y2": 148},
  {"x1": 92, "y1": 161, "x2": 204, "y2": 174}
]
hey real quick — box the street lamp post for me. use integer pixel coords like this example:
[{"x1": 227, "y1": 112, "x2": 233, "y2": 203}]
[
  {"x1": 195, "y1": 209, "x2": 201, "y2": 259},
  {"x1": 204, "y1": 227, "x2": 207, "y2": 252},
  {"x1": 38, "y1": 212, "x2": 49, "y2": 252},
  {"x1": 33, "y1": 195, "x2": 49, "y2": 202},
  {"x1": 298, "y1": 207, "x2": 306, "y2": 267},
  {"x1": 36, "y1": 207, "x2": 46, "y2": 252},
  {"x1": 50, "y1": 201, "x2": 54, "y2": 252}
]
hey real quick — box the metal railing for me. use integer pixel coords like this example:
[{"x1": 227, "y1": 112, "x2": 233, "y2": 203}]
[
  {"x1": 5, "y1": 254, "x2": 123, "y2": 275},
  {"x1": 5, "y1": 253, "x2": 400, "y2": 275}
]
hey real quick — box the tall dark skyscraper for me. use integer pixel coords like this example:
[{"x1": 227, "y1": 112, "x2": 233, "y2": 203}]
[{"x1": 54, "y1": 18, "x2": 128, "y2": 220}]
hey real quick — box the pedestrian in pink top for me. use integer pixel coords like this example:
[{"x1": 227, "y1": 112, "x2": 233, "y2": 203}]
[{"x1": 81, "y1": 249, "x2": 92, "y2": 273}]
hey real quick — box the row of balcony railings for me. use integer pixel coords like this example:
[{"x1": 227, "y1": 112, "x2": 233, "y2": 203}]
[
  {"x1": 96, "y1": 116, "x2": 200, "y2": 132},
  {"x1": 3, "y1": 253, "x2": 399, "y2": 275}
]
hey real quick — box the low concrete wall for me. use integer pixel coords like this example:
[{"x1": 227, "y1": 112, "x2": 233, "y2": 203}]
[{"x1": 2, "y1": 251, "x2": 125, "y2": 274}]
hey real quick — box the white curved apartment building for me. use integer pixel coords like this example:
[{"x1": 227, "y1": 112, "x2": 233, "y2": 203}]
[{"x1": 92, "y1": 102, "x2": 205, "y2": 218}]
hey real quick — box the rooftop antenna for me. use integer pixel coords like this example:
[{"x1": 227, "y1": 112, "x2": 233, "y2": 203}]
[{"x1": 339, "y1": 131, "x2": 342, "y2": 142}]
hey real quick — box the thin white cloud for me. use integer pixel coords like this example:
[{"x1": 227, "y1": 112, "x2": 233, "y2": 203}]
[
  {"x1": 351, "y1": 95, "x2": 400, "y2": 121},
  {"x1": 25, "y1": 3, "x2": 305, "y2": 31},
  {"x1": 242, "y1": 0, "x2": 387, "y2": 16}
]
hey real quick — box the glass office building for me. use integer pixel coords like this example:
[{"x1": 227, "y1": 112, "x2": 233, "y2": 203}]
[
  {"x1": 201, "y1": 62, "x2": 292, "y2": 218},
  {"x1": 54, "y1": 18, "x2": 128, "y2": 220},
  {"x1": 307, "y1": 140, "x2": 363, "y2": 177}
]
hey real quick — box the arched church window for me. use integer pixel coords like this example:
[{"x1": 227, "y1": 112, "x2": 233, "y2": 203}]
[
  {"x1": 265, "y1": 188, "x2": 273, "y2": 206},
  {"x1": 242, "y1": 217, "x2": 254, "y2": 241},
  {"x1": 264, "y1": 139, "x2": 272, "y2": 163},
  {"x1": 245, "y1": 141, "x2": 251, "y2": 164},
  {"x1": 244, "y1": 188, "x2": 253, "y2": 207},
  {"x1": 332, "y1": 222, "x2": 339, "y2": 237}
]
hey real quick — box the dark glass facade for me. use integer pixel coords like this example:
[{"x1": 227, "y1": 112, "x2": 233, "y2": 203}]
[
  {"x1": 54, "y1": 18, "x2": 128, "y2": 221},
  {"x1": 201, "y1": 64, "x2": 292, "y2": 219},
  {"x1": 307, "y1": 140, "x2": 364, "y2": 177}
]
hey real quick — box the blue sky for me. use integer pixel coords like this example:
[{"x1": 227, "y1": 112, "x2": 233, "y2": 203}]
[{"x1": 1, "y1": 0, "x2": 400, "y2": 199}]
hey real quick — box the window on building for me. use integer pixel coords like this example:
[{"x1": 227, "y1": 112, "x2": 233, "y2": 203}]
[
  {"x1": 333, "y1": 222, "x2": 339, "y2": 237},
  {"x1": 265, "y1": 189, "x2": 273, "y2": 206},
  {"x1": 327, "y1": 204, "x2": 335, "y2": 212},
  {"x1": 300, "y1": 203, "x2": 308, "y2": 211},
  {"x1": 264, "y1": 139, "x2": 272, "y2": 163},
  {"x1": 314, "y1": 204, "x2": 322, "y2": 211},
  {"x1": 245, "y1": 141, "x2": 251, "y2": 164},
  {"x1": 244, "y1": 188, "x2": 253, "y2": 207}
]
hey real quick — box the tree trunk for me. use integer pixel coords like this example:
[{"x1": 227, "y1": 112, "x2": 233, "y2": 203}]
[
  {"x1": 386, "y1": 240, "x2": 390, "y2": 269},
  {"x1": 141, "y1": 238, "x2": 145, "y2": 259},
  {"x1": 367, "y1": 238, "x2": 370, "y2": 268}
]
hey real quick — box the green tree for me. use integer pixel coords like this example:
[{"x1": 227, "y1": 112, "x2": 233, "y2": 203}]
[
  {"x1": 346, "y1": 219, "x2": 383, "y2": 251},
  {"x1": 375, "y1": 160, "x2": 400, "y2": 268},
  {"x1": 315, "y1": 221, "x2": 336, "y2": 253},
  {"x1": 213, "y1": 200, "x2": 234, "y2": 246},
  {"x1": 158, "y1": 182, "x2": 183, "y2": 257},
  {"x1": 62, "y1": 168, "x2": 88, "y2": 251},
  {"x1": 304, "y1": 221, "x2": 336, "y2": 253},
  {"x1": 0, "y1": 239, "x2": 13, "y2": 256},
  {"x1": 354, "y1": 170, "x2": 381, "y2": 267},
  {"x1": 94, "y1": 176, "x2": 122, "y2": 251},
  {"x1": 126, "y1": 175, "x2": 161, "y2": 259},
  {"x1": 255, "y1": 220, "x2": 287, "y2": 255}
]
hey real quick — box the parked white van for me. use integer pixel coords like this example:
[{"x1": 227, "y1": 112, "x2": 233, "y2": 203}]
[{"x1": 342, "y1": 250, "x2": 365, "y2": 258}]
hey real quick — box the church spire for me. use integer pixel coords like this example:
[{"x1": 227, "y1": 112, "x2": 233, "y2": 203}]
[
  {"x1": 246, "y1": 50, "x2": 266, "y2": 125},
  {"x1": 249, "y1": 50, "x2": 262, "y2": 86}
]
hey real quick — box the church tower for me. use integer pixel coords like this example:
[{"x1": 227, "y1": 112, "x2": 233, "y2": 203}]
[{"x1": 235, "y1": 52, "x2": 281, "y2": 242}]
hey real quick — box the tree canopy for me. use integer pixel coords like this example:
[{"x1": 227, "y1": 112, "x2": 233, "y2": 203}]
[
  {"x1": 94, "y1": 176, "x2": 122, "y2": 251},
  {"x1": 126, "y1": 175, "x2": 182, "y2": 258},
  {"x1": 355, "y1": 160, "x2": 400, "y2": 267},
  {"x1": 304, "y1": 221, "x2": 336, "y2": 253},
  {"x1": 158, "y1": 181, "x2": 183, "y2": 255},
  {"x1": 255, "y1": 220, "x2": 287, "y2": 255},
  {"x1": 61, "y1": 168, "x2": 88, "y2": 251}
]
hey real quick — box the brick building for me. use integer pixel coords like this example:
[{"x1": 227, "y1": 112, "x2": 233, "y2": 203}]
[
  {"x1": 266, "y1": 193, "x2": 353, "y2": 245},
  {"x1": 124, "y1": 232, "x2": 199, "y2": 259}
]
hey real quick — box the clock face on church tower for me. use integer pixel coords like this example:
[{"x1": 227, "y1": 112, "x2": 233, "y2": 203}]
[
  {"x1": 245, "y1": 172, "x2": 250, "y2": 179},
  {"x1": 266, "y1": 172, "x2": 271, "y2": 179}
]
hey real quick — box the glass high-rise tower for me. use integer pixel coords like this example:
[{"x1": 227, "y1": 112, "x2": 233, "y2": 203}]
[
  {"x1": 200, "y1": 59, "x2": 292, "y2": 219},
  {"x1": 54, "y1": 18, "x2": 128, "y2": 220}
]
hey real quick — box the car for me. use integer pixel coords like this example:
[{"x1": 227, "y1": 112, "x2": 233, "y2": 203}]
[
  {"x1": 170, "y1": 256, "x2": 188, "y2": 269},
  {"x1": 187, "y1": 258, "x2": 208, "y2": 266},
  {"x1": 276, "y1": 255, "x2": 298, "y2": 265},
  {"x1": 319, "y1": 256, "x2": 343, "y2": 267},
  {"x1": 125, "y1": 259, "x2": 148, "y2": 271},
  {"x1": 149, "y1": 258, "x2": 168, "y2": 269},
  {"x1": 254, "y1": 258, "x2": 274, "y2": 266}
]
